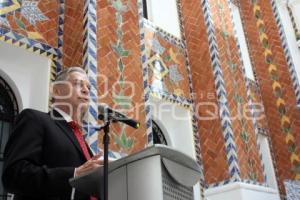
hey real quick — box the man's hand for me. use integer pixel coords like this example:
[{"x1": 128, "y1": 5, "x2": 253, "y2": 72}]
[{"x1": 75, "y1": 154, "x2": 103, "y2": 177}]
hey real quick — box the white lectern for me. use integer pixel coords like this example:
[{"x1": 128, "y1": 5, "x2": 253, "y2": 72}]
[{"x1": 70, "y1": 145, "x2": 201, "y2": 200}]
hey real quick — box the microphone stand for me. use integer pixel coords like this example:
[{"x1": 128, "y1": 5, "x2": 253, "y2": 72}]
[{"x1": 95, "y1": 119, "x2": 111, "y2": 200}]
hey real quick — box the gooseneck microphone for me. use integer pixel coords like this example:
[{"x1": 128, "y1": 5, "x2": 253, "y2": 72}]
[{"x1": 98, "y1": 104, "x2": 140, "y2": 129}]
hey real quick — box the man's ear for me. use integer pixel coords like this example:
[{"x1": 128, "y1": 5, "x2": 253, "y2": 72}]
[{"x1": 51, "y1": 82, "x2": 61, "y2": 98}]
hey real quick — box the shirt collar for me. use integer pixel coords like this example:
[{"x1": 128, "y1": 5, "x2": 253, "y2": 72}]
[{"x1": 53, "y1": 107, "x2": 72, "y2": 123}]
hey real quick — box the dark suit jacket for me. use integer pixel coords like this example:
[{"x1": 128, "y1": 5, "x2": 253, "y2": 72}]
[{"x1": 2, "y1": 108, "x2": 94, "y2": 200}]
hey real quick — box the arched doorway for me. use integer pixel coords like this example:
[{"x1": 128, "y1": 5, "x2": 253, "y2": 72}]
[
  {"x1": 152, "y1": 120, "x2": 168, "y2": 145},
  {"x1": 0, "y1": 76, "x2": 18, "y2": 199}
]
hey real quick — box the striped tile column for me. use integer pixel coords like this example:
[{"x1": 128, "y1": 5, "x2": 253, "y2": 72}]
[
  {"x1": 200, "y1": 0, "x2": 241, "y2": 182},
  {"x1": 137, "y1": 0, "x2": 153, "y2": 146},
  {"x1": 56, "y1": 0, "x2": 64, "y2": 73},
  {"x1": 83, "y1": 0, "x2": 99, "y2": 154}
]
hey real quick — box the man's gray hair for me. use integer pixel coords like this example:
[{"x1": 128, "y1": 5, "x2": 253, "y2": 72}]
[{"x1": 54, "y1": 67, "x2": 87, "y2": 82}]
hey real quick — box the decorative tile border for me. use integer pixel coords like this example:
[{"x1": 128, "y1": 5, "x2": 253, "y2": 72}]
[
  {"x1": 82, "y1": 0, "x2": 99, "y2": 154},
  {"x1": 143, "y1": 19, "x2": 184, "y2": 49},
  {"x1": 271, "y1": 0, "x2": 300, "y2": 108},
  {"x1": 150, "y1": 90, "x2": 192, "y2": 108},
  {"x1": 0, "y1": 27, "x2": 58, "y2": 57},
  {"x1": 137, "y1": 0, "x2": 153, "y2": 146},
  {"x1": 56, "y1": 0, "x2": 64, "y2": 72},
  {"x1": 0, "y1": 0, "x2": 65, "y2": 87},
  {"x1": 200, "y1": 0, "x2": 241, "y2": 182}
]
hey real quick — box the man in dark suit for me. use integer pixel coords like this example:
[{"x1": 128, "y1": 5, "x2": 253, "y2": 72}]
[{"x1": 2, "y1": 67, "x2": 101, "y2": 200}]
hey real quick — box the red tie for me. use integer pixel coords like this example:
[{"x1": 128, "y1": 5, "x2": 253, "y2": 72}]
[
  {"x1": 68, "y1": 121, "x2": 97, "y2": 200},
  {"x1": 68, "y1": 121, "x2": 91, "y2": 160}
]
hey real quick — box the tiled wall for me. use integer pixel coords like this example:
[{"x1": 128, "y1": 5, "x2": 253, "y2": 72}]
[
  {"x1": 209, "y1": 0, "x2": 264, "y2": 183},
  {"x1": 0, "y1": 0, "x2": 59, "y2": 47},
  {"x1": 63, "y1": 0, "x2": 84, "y2": 67},
  {"x1": 144, "y1": 23, "x2": 191, "y2": 99},
  {"x1": 181, "y1": 0, "x2": 265, "y2": 185},
  {"x1": 239, "y1": 0, "x2": 300, "y2": 195},
  {"x1": 1, "y1": 0, "x2": 300, "y2": 197},
  {"x1": 97, "y1": 0, "x2": 147, "y2": 154},
  {"x1": 180, "y1": 0, "x2": 230, "y2": 185}
]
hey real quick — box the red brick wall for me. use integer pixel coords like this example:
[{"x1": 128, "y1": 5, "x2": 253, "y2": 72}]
[
  {"x1": 97, "y1": 0, "x2": 147, "y2": 154},
  {"x1": 181, "y1": 0, "x2": 230, "y2": 184},
  {"x1": 209, "y1": 0, "x2": 264, "y2": 182},
  {"x1": 181, "y1": 0, "x2": 265, "y2": 184},
  {"x1": 239, "y1": 0, "x2": 300, "y2": 194},
  {"x1": 63, "y1": 0, "x2": 84, "y2": 67}
]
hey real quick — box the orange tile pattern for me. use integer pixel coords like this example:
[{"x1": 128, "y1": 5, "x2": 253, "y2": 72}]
[
  {"x1": 239, "y1": 0, "x2": 300, "y2": 194},
  {"x1": 144, "y1": 25, "x2": 191, "y2": 99},
  {"x1": 63, "y1": 0, "x2": 84, "y2": 67},
  {"x1": 1, "y1": 0, "x2": 59, "y2": 47},
  {"x1": 97, "y1": 0, "x2": 147, "y2": 154},
  {"x1": 181, "y1": 0, "x2": 230, "y2": 184},
  {"x1": 209, "y1": 0, "x2": 264, "y2": 182}
]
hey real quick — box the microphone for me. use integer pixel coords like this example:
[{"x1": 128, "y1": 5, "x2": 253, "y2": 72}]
[{"x1": 98, "y1": 104, "x2": 140, "y2": 129}]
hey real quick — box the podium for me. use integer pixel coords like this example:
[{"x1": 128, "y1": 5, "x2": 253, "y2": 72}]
[{"x1": 70, "y1": 145, "x2": 201, "y2": 200}]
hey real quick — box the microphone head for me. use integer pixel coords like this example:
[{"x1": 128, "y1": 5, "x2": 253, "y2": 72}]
[
  {"x1": 97, "y1": 103, "x2": 110, "y2": 114},
  {"x1": 97, "y1": 103, "x2": 140, "y2": 129}
]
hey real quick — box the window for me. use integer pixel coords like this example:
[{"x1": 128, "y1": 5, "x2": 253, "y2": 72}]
[
  {"x1": 231, "y1": 3, "x2": 255, "y2": 81},
  {"x1": 0, "y1": 76, "x2": 18, "y2": 200},
  {"x1": 143, "y1": 0, "x2": 182, "y2": 38}
]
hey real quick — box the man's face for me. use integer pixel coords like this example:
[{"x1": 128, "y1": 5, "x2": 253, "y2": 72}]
[{"x1": 53, "y1": 71, "x2": 91, "y2": 115}]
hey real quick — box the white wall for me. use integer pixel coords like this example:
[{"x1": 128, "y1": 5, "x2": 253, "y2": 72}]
[
  {"x1": 0, "y1": 41, "x2": 51, "y2": 112},
  {"x1": 150, "y1": 97, "x2": 195, "y2": 157},
  {"x1": 289, "y1": 0, "x2": 300, "y2": 30},
  {"x1": 275, "y1": 0, "x2": 300, "y2": 94},
  {"x1": 205, "y1": 182, "x2": 280, "y2": 200},
  {"x1": 146, "y1": 0, "x2": 181, "y2": 38},
  {"x1": 149, "y1": 96, "x2": 201, "y2": 200}
]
